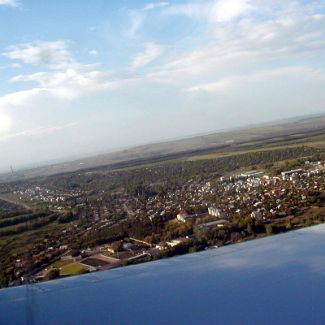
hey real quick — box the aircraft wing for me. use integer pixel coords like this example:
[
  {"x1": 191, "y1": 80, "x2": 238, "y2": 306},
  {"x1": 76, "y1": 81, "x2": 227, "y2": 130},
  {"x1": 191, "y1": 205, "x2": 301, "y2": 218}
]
[{"x1": 1, "y1": 224, "x2": 325, "y2": 324}]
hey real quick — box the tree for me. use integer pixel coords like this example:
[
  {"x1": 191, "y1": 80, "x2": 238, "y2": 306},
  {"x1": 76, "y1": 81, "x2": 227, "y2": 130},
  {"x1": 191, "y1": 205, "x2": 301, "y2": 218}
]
[
  {"x1": 0, "y1": 270, "x2": 8, "y2": 287},
  {"x1": 247, "y1": 223, "x2": 253, "y2": 235},
  {"x1": 286, "y1": 219, "x2": 293, "y2": 230},
  {"x1": 111, "y1": 240, "x2": 123, "y2": 252},
  {"x1": 45, "y1": 268, "x2": 60, "y2": 280},
  {"x1": 265, "y1": 224, "x2": 274, "y2": 236},
  {"x1": 58, "y1": 212, "x2": 75, "y2": 224}
]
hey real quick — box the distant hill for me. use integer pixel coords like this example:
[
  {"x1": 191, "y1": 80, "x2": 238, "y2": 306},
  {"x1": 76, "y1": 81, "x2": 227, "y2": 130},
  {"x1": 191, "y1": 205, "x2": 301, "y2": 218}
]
[{"x1": 1, "y1": 113, "x2": 325, "y2": 182}]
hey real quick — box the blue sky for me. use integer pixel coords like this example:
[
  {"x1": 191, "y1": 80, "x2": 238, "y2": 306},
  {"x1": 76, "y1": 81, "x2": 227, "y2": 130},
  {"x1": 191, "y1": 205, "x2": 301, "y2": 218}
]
[{"x1": 0, "y1": 0, "x2": 325, "y2": 171}]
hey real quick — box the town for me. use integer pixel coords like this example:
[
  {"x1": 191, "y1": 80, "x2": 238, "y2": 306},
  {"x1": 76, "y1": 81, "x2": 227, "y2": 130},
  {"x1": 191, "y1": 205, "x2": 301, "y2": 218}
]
[{"x1": 1, "y1": 151, "x2": 325, "y2": 287}]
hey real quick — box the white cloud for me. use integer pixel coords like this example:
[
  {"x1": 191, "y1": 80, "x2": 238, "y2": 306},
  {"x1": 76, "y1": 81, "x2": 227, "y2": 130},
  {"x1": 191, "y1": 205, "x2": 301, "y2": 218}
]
[
  {"x1": 128, "y1": 11, "x2": 145, "y2": 38},
  {"x1": 150, "y1": 1, "x2": 325, "y2": 85},
  {"x1": 0, "y1": 37, "x2": 143, "y2": 112},
  {"x1": 143, "y1": 2, "x2": 169, "y2": 11},
  {"x1": 127, "y1": 2, "x2": 169, "y2": 38},
  {"x1": 166, "y1": 0, "x2": 254, "y2": 22},
  {"x1": 88, "y1": 50, "x2": 98, "y2": 56},
  {"x1": 165, "y1": 2, "x2": 206, "y2": 20},
  {"x1": 188, "y1": 79, "x2": 232, "y2": 93},
  {"x1": 0, "y1": 0, "x2": 18, "y2": 7},
  {"x1": 2, "y1": 41, "x2": 74, "y2": 69},
  {"x1": 0, "y1": 88, "x2": 46, "y2": 109},
  {"x1": 1, "y1": 66, "x2": 139, "y2": 111},
  {"x1": 8, "y1": 68, "x2": 107, "y2": 101},
  {"x1": 132, "y1": 43, "x2": 162, "y2": 69},
  {"x1": 0, "y1": 123, "x2": 78, "y2": 142},
  {"x1": 0, "y1": 112, "x2": 12, "y2": 134},
  {"x1": 1, "y1": 38, "x2": 128, "y2": 107},
  {"x1": 165, "y1": 0, "x2": 254, "y2": 22},
  {"x1": 187, "y1": 66, "x2": 317, "y2": 93},
  {"x1": 1, "y1": 40, "x2": 120, "y2": 107},
  {"x1": 212, "y1": 0, "x2": 254, "y2": 22}
]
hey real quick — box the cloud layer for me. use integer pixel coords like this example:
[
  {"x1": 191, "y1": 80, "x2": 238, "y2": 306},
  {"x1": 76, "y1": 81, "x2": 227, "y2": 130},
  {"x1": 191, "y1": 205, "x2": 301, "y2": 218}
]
[{"x1": 0, "y1": 0, "x2": 325, "y2": 169}]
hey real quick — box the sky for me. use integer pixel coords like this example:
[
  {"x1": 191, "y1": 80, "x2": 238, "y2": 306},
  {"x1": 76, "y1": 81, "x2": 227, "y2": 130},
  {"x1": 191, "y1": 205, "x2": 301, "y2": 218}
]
[{"x1": 0, "y1": 0, "x2": 325, "y2": 171}]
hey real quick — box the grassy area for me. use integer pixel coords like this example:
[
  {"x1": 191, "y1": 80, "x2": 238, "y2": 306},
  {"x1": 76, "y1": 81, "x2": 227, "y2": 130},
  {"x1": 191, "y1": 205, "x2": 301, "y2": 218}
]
[
  {"x1": 51, "y1": 258, "x2": 74, "y2": 268},
  {"x1": 60, "y1": 263, "x2": 88, "y2": 276},
  {"x1": 0, "y1": 194, "x2": 34, "y2": 210},
  {"x1": 187, "y1": 142, "x2": 321, "y2": 161}
]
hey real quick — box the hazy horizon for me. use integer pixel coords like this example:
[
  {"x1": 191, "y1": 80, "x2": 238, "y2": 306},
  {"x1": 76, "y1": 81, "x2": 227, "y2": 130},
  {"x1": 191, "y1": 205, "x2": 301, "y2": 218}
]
[
  {"x1": 0, "y1": 110, "x2": 323, "y2": 174},
  {"x1": 1, "y1": 0, "x2": 325, "y2": 171}
]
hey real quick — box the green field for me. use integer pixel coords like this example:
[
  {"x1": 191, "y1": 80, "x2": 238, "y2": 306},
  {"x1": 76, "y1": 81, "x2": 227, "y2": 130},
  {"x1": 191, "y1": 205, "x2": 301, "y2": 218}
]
[
  {"x1": 51, "y1": 258, "x2": 74, "y2": 268},
  {"x1": 60, "y1": 263, "x2": 88, "y2": 276},
  {"x1": 187, "y1": 138, "x2": 325, "y2": 162}
]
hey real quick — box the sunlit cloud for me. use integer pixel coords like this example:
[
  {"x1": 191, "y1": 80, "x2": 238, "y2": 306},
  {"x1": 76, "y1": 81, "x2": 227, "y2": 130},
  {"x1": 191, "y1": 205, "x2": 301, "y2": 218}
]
[
  {"x1": 143, "y1": 2, "x2": 169, "y2": 11},
  {"x1": 212, "y1": 0, "x2": 254, "y2": 22},
  {"x1": 187, "y1": 66, "x2": 321, "y2": 93},
  {"x1": 0, "y1": 0, "x2": 19, "y2": 7},
  {"x1": 166, "y1": 0, "x2": 254, "y2": 22},
  {"x1": 1, "y1": 40, "x2": 138, "y2": 109},
  {"x1": 0, "y1": 112, "x2": 12, "y2": 134},
  {"x1": 132, "y1": 43, "x2": 163, "y2": 69},
  {"x1": 150, "y1": 1, "x2": 325, "y2": 86},
  {"x1": 0, "y1": 122, "x2": 78, "y2": 142},
  {"x1": 2, "y1": 41, "x2": 74, "y2": 69}
]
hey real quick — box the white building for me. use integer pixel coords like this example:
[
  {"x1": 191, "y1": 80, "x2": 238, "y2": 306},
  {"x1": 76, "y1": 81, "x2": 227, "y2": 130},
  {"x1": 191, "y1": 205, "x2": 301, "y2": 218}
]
[{"x1": 208, "y1": 207, "x2": 227, "y2": 219}]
